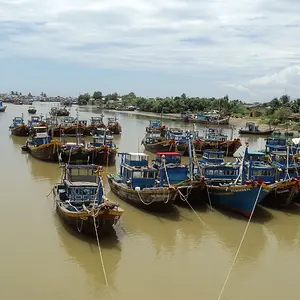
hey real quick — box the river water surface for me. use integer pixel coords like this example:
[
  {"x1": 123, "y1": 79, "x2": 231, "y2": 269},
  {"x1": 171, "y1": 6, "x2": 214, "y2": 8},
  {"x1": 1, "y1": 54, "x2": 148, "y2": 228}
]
[{"x1": 0, "y1": 103, "x2": 299, "y2": 300}]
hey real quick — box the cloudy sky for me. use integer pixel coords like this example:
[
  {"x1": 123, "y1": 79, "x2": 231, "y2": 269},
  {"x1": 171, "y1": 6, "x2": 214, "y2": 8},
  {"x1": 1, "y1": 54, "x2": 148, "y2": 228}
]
[{"x1": 0, "y1": 0, "x2": 299, "y2": 101}]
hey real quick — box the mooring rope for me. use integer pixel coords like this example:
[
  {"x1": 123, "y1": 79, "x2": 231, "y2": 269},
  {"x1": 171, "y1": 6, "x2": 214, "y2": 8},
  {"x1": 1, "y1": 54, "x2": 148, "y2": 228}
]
[{"x1": 216, "y1": 184, "x2": 262, "y2": 300}]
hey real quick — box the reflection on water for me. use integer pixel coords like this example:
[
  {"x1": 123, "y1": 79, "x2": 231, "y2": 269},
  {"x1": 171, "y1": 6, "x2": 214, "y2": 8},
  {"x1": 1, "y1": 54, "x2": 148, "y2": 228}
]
[{"x1": 2, "y1": 102, "x2": 300, "y2": 300}]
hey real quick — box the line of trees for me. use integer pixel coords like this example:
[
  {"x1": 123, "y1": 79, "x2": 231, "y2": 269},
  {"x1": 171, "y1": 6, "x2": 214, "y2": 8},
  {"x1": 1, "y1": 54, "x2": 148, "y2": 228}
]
[{"x1": 77, "y1": 91, "x2": 247, "y2": 115}]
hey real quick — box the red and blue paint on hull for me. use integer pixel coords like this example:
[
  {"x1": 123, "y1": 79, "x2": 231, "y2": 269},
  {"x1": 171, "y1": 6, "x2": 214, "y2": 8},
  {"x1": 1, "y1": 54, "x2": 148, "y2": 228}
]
[{"x1": 207, "y1": 183, "x2": 271, "y2": 217}]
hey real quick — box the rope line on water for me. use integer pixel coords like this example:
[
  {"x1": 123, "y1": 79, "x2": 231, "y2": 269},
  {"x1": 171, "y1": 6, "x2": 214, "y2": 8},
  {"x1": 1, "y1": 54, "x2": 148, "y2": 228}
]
[
  {"x1": 177, "y1": 188, "x2": 205, "y2": 226},
  {"x1": 216, "y1": 184, "x2": 262, "y2": 300}
]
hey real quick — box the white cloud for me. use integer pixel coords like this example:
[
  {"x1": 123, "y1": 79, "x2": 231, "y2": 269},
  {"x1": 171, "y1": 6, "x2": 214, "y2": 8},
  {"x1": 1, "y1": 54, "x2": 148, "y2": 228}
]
[{"x1": 0, "y1": 0, "x2": 300, "y2": 99}]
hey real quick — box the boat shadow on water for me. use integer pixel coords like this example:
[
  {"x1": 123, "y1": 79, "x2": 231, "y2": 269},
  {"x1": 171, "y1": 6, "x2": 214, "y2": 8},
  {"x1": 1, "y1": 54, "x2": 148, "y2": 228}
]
[
  {"x1": 213, "y1": 205, "x2": 274, "y2": 224},
  {"x1": 264, "y1": 201, "x2": 300, "y2": 216},
  {"x1": 55, "y1": 215, "x2": 122, "y2": 292}
]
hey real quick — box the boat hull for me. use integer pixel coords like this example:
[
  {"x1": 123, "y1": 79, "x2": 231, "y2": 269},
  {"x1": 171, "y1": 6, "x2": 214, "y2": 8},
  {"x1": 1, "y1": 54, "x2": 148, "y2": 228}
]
[
  {"x1": 143, "y1": 140, "x2": 186, "y2": 155},
  {"x1": 107, "y1": 124, "x2": 122, "y2": 134},
  {"x1": 0, "y1": 106, "x2": 7, "y2": 112},
  {"x1": 107, "y1": 174, "x2": 177, "y2": 211},
  {"x1": 193, "y1": 117, "x2": 230, "y2": 125},
  {"x1": 193, "y1": 139, "x2": 242, "y2": 156},
  {"x1": 10, "y1": 125, "x2": 30, "y2": 136},
  {"x1": 207, "y1": 183, "x2": 271, "y2": 217},
  {"x1": 26, "y1": 140, "x2": 61, "y2": 162},
  {"x1": 28, "y1": 110, "x2": 37, "y2": 114},
  {"x1": 60, "y1": 147, "x2": 117, "y2": 166},
  {"x1": 260, "y1": 179, "x2": 299, "y2": 208},
  {"x1": 239, "y1": 130, "x2": 274, "y2": 135},
  {"x1": 56, "y1": 203, "x2": 122, "y2": 236},
  {"x1": 175, "y1": 179, "x2": 208, "y2": 206}
]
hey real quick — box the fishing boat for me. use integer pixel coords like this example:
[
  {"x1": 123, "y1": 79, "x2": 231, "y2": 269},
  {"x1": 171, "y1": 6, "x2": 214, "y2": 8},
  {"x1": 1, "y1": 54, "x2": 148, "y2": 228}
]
[
  {"x1": 50, "y1": 117, "x2": 85, "y2": 137},
  {"x1": 28, "y1": 106, "x2": 37, "y2": 114},
  {"x1": 28, "y1": 115, "x2": 46, "y2": 128},
  {"x1": 265, "y1": 137, "x2": 287, "y2": 153},
  {"x1": 22, "y1": 126, "x2": 62, "y2": 162},
  {"x1": 59, "y1": 134, "x2": 89, "y2": 165},
  {"x1": 0, "y1": 100, "x2": 7, "y2": 112},
  {"x1": 107, "y1": 152, "x2": 178, "y2": 211},
  {"x1": 84, "y1": 116, "x2": 106, "y2": 135},
  {"x1": 107, "y1": 117, "x2": 122, "y2": 134},
  {"x1": 199, "y1": 148, "x2": 271, "y2": 217},
  {"x1": 181, "y1": 112, "x2": 193, "y2": 122},
  {"x1": 194, "y1": 128, "x2": 241, "y2": 157},
  {"x1": 193, "y1": 111, "x2": 230, "y2": 125},
  {"x1": 239, "y1": 122, "x2": 273, "y2": 135},
  {"x1": 88, "y1": 128, "x2": 117, "y2": 166},
  {"x1": 153, "y1": 151, "x2": 207, "y2": 205},
  {"x1": 9, "y1": 116, "x2": 30, "y2": 136},
  {"x1": 54, "y1": 164, "x2": 123, "y2": 236},
  {"x1": 146, "y1": 120, "x2": 167, "y2": 136}
]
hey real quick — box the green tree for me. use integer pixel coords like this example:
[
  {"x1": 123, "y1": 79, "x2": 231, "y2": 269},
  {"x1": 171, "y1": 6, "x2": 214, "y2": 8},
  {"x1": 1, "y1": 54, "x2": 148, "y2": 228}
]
[{"x1": 92, "y1": 91, "x2": 102, "y2": 99}]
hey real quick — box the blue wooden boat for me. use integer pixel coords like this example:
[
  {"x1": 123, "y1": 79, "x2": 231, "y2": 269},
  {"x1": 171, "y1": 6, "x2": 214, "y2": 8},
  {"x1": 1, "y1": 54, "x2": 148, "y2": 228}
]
[
  {"x1": 9, "y1": 115, "x2": 30, "y2": 136},
  {"x1": 153, "y1": 151, "x2": 207, "y2": 205},
  {"x1": 146, "y1": 120, "x2": 166, "y2": 135},
  {"x1": 0, "y1": 100, "x2": 7, "y2": 112},
  {"x1": 107, "y1": 152, "x2": 178, "y2": 211},
  {"x1": 265, "y1": 137, "x2": 287, "y2": 153},
  {"x1": 54, "y1": 164, "x2": 123, "y2": 236},
  {"x1": 22, "y1": 126, "x2": 62, "y2": 162},
  {"x1": 88, "y1": 128, "x2": 117, "y2": 165},
  {"x1": 198, "y1": 148, "x2": 271, "y2": 217}
]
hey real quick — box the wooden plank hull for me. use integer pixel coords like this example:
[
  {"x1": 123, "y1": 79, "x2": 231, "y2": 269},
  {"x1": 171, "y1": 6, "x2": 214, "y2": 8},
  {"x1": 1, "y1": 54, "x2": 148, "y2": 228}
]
[
  {"x1": 60, "y1": 147, "x2": 116, "y2": 165},
  {"x1": 56, "y1": 203, "x2": 121, "y2": 236},
  {"x1": 239, "y1": 129, "x2": 274, "y2": 135},
  {"x1": 11, "y1": 125, "x2": 30, "y2": 136},
  {"x1": 193, "y1": 139, "x2": 242, "y2": 157},
  {"x1": 193, "y1": 117, "x2": 230, "y2": 125},
  {"x1": 175, "y1": 179, "x2": 208, "y2": 206},
  {"x1": 27, "y1": 141, "x2": 61, "y2": 162},
  {"x1": 260, "y1": 180, "x2": 299, "y2": 208},
  {"x1": 107, "y1": 124, "x2": 122, "y2": 134},
  {"x1": 107, "y1": 174, "x2": 177, "y2": 211}
]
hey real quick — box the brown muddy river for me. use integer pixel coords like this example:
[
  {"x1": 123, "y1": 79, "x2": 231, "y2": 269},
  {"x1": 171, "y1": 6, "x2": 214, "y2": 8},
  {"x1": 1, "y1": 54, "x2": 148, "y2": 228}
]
[{"x1": 0, "y1": 102, "x2": 299, "y2": 300}]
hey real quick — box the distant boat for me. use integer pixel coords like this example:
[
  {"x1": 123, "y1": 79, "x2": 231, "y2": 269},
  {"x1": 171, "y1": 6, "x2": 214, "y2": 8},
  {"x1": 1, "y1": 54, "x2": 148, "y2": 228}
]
[
  {"x1": 0, "y1": 100, "x2": 7, "y2": 112},
  {"x1": 28, "y1": 106, "x2": 37, "y2": 114},
  {"x1": 54, "y1": 164, "x2": 123, "y2": 236},
  {"x1": 193, "y1": 111, "x2": 230, "y2": 125},
  {"x1": 239, "y1": 122, "x2": 273, "y2": 135}
]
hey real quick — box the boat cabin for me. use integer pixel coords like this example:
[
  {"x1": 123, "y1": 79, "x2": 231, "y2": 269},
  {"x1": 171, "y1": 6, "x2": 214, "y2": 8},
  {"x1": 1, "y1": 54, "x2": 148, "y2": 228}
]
[
  {"x1": 12, "y1": 117, "x2": 24, "y2": 126},
  {"x1": 154, "y1": 152, "x2": 188, "y2": 184},
  {"x1": 60, "y1": 165, "x2": 103, "y2": 205},
  {"x1": 91, "y1": 130, "x2": 114, "y2": 148},
  {"x1": 120, "y1": 153, "x2": 159, "y2": 189},
  {"x1": 266, "y1": 137, "x2": 287, "y2": 153},
  {"x1": 28, "y1": 116, "x2": 41, "y2": 127},
  {"x1": 61, "y1": 116, "x2": 75, "y2": 126},
  {"x1": 244, "y1": 122, "x2": 259, "y2": 132},
  {"x1": 107, "y1": 117, "x2": 118, "y2": 125},
  {"x1": 155, "y1": 152, "x2": 181, "y2": 165},
  {"x1": 90, "y1": 116, "x2": 104, "y2": 125},
  {"x1": 31, "y1": 126, "x2": 51, "y2": 145},
  {"x1": 201, "y1": 150, "x2": 226, "y2": 165},
  {"x1": 204, "y1": 128, "x2": 227, "y2": 142}
]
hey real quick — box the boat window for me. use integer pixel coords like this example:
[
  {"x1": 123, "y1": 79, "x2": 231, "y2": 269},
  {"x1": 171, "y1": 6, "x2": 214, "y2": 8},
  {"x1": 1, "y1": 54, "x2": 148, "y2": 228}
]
[{"x1": 205, "y1": 169, "x2": 214, "y2": 176}]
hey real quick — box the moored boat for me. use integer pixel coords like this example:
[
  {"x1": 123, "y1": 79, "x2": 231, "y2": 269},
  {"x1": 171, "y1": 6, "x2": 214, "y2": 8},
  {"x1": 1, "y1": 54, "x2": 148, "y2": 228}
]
[
  {"x1": 198, "y1": 148, "x2": 271, "y2": 217},
  {"x1": 54, "y1": 164, "x2": 123, "y2": 236},
  {"x1": 0, "y1": 100, "x2": 7, "y2": 112},
  {"x1": 9, "y1": 116, "x2": 30, "y2": 136},
  {"x1": 88, "y1": 128, "x2": 117, "y2": 166},
  {"x1": 153, "y1": 151, "x2": 207, "y2": 205},
  {"x1": 107, "y1": 152, "x2": 178, "y2": 211},
  {"x1": 107, "y1": 117, "x2": 122, "y2": 134},
  {"x1": 193, "y1": 111, "x2": 230, "y2": 125},
  {"x1": 239, "y1": 122, "x2": 273, "y2": 135},
  {"x1": 50, "y1": 106, "x2": 70, "y2": 117},
  {"x1": 22, "y1": 126, "x2": 62, "y2": 162},
  {"x1": 28, "y1": 106, "x2": 37, "y2": 114},
  {"x1": 84, "y1": 116, "x2": 106, "y2": 135}
]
